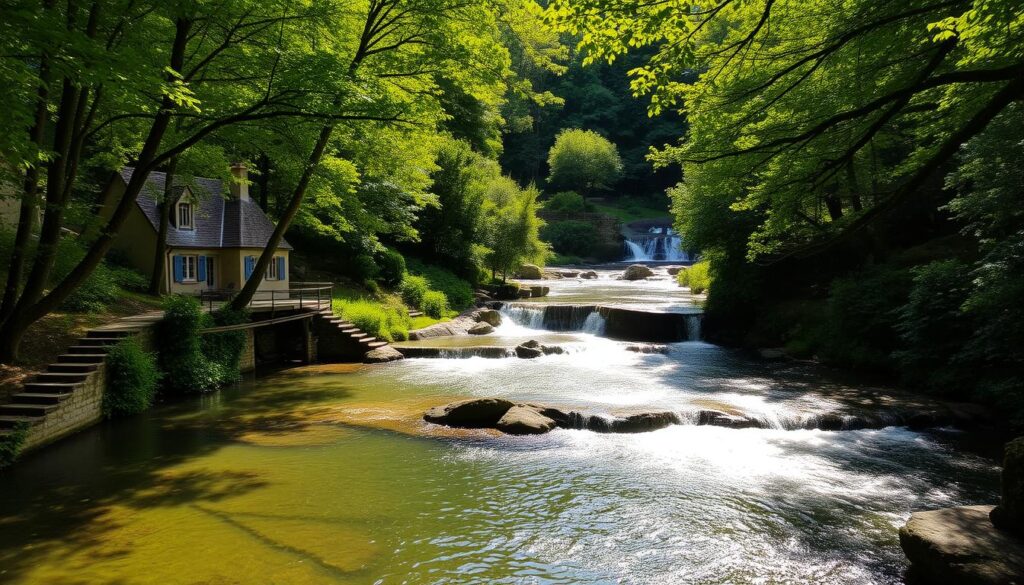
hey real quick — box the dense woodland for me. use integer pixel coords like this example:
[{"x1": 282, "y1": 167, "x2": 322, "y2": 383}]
[
  {"x1": 1, "y1": 0, "x2": 1022, "y2": 425},
  {"x1": 545, "y1": 0, "x2": 1024, "y2": 424}
]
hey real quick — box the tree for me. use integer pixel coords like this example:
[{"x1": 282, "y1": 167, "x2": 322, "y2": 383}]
[
  {"x1": 546, "y1": 128, "x2": 622, "y2": 195},
  {"x1": 481, "y1": 177, "x2": 548, "y2": 279}
]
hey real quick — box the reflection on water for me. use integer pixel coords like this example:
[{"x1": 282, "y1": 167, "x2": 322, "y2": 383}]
[{"x1": 0, "y1": 269, "x2": 1000, "y2": 584}]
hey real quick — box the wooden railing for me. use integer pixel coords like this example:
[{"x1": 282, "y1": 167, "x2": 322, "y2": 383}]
[{"x1": 198, "y1": 282, "x2": 333, "y2": 314}]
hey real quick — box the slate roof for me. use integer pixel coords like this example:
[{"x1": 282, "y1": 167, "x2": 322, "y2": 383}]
[{"x1": 120, "y1": 167, "x2": 292, "y2": 250}]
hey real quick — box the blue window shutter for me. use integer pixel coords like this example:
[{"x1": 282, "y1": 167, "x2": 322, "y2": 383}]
[
  {"x1": 244, "y1": 256, "x2": 254, "y2": 279},
  {"x1": 197, "y1": 256, "x2": 207, "y2": 283},
  {"x1": 277, "y1": 256, "x2": 285, "y2": 280},
  {"x1": 172, "y1": 256, "x2": 184, "y2": 283}
]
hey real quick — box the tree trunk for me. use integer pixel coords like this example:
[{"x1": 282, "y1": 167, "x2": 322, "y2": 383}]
[
  {"x1": 148, "y1": 156, "x2": 178, "y2": 295},
  {"x1": 0, "y1": 49, "x2": 51, "y2": 324},
  {"x1": 229, "y1": 123, "x2": 336, "y2": 311},
  {"x1": 0, "y1": 17, "x2": 193, "y2": 363}
]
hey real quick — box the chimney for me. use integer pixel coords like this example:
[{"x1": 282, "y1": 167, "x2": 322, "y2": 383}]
[{"x1": 230, "y1": 163, "x2": 250, "y2": 201}]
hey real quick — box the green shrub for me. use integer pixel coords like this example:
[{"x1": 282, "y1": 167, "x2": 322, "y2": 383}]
[
  {"x1": 202, "y1": 307, "x2": 249, "y2": 385},
  {"x1": 109, "y1": 265, "x2": 149, "y2": 292},
  {"x1": 421, "y1": 290, "x2": 449, "y2": 319},
  {"x1": 406, "y1": 259, "x2": 474, "y2": 309},
  {"x1": 545, "y1": 191, "x2": 587, "y2": 213},
  {"x1": 541, "y1": 220, "x2": 599, "y2": 257},
  {"x1": 399, "y1": 274, "x2": 429, "y2": 307},
  {"x1": 61, "y1": 263, "x2": 120, "y2": 312},
  {"x1": 335, "y1": 297, "x2": 411, "y2": 342},
  {"x1": 158, "y1": 296, "x2": 220, "y2": 394},
  {"x1": 377, "y1": 248, "x2": 407, "y2": 287},
  {"x1": 104, "y1": 338, "x2": 161, "y2": 418},
  {"x1": 677, "y1": 261, "x2": 711, "y2": 294},
  {"x1": 353, "y1": 254, "x2": 379, "y2": 281},
  {"x1": 0, "y1": 421, "x2": 29, "y2": 470}
]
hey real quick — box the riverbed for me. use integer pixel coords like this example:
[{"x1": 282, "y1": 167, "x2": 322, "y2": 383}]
[{"x1": 0, "y1": 268, "x2": 999, "y2": 584}]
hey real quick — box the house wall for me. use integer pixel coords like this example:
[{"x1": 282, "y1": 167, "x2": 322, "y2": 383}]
[
  {"x1": 113, "y1": 205, "x2": 158, "y2": 280},
  {"x1": 167, "y1": 247, "x2": 290, "y2": 296}
]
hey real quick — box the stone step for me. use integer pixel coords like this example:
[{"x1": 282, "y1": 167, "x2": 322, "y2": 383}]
[
  {"x1": 23, "y1": 382, "x2": 83, "y2": 394},
  {"x1": 349, "y1": 332, "x2": 368, "y2": 339},
  {"x1": 358, "y1": 336, "x2": 377, "y2": 344},
  {"x1": 65, "y1": 345, "x2": 110, "y2": 355},
  {"x1": 366, "y1": 341, "x2": 389, "y2": 349},
  {"x1": 13, "y1": 392, "x2": 72, "y2": 405},
  {"x1": 77, "y1": 337, "x2": 125, "y2": 347},
  {"x1": 57, "y1": 353, "x2": 106, "y2": 364},
  {"x1": 47, "y1": 363, "x2": 99, "y2": 374},
  {"x1": 0, "y1": 414, "x2": 44, "y2": 429},
  {"x1": 408, "y1": 311, "x2": 424, "y2": 318},
  {"x1": 341, "y1": 328, "x2": 360, "y2": 335},
  {"x1": 0, "y1": 403, "x2": 57, "y2": 417},
  {"x1": 86, "y1": 329, "x2": 133, "y2": 339},
  {"x1": 31, "y1": 372, "x2": 91, "y2": 384}
]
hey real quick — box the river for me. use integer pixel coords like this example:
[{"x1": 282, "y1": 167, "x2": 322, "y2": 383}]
[{"x1": 0, "y1": 268, "x2": 999, "y2": 584}]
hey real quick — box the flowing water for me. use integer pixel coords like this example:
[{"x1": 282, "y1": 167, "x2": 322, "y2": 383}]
[{"x1": 0, "y1": 268, "x2": 999, "y2": 584}]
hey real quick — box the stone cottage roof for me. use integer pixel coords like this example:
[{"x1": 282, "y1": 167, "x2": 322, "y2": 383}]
[{"x1": 120, "y1": 167, "x2": 292, "y2": 250}]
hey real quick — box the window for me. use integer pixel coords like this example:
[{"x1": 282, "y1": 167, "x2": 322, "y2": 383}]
[
  {"x1": 177, "y1": 201, "x2": 193, "y2": 229},
  {"x1": 182, "y1": 255, "x2": 197, "y2": 282},
  {"x1": 266, "y1": 256, "x2": 281, "y2": 280}
]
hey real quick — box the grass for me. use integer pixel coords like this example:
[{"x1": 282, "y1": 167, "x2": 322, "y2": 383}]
[{"x1": 591, "y1": 197, "x2": 671, "y2": 223}]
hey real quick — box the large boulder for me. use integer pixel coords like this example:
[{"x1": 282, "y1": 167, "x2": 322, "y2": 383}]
[
  {"x1": 900, "y1": 505, "x2": 1024, "y2": 585},
  {"x1": 992, "y1": 437, "x2": 1024, "y2": 535},
  {"x1": 475, "y1": 309, "x2": 502, "y2": 326},
  {"x1": 495, "y1": 406, "x2": 557, "y2": 435},
  {"x1": 468, "y1": 322, "x2": 494, "y2": 335},
  {"x1": 622, "y1": 264, "x2": 654, "y2": 280},
  {"x1": 529, "y1": 285, "x2": 550, "y2": 298},
  {"x1": 363, "y1": 346, "x2": 404, "y2": 363},
  {"x1": 492, "y1": 284, "x2": 522, "y2": 300},
  {"x1": 580, "y1": 270, "x2": 598, "y2": 279},
  {"x1": 515, "y1": 340, "x2": 543, "y2": 359},
  {"x1": 423, "y1": 398, "x2": 514, "y2": 428},
  {"x1": 517, "y1": 264, "x2": 543, "y2": 279}
]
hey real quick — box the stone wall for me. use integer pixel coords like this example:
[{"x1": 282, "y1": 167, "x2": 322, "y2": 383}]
[
  {"x1": 24, "y1": 363, "x2": 106, "y2": 450},
  {"x1": 239, "y1": 329, "x2": 255, "y2": 372}
]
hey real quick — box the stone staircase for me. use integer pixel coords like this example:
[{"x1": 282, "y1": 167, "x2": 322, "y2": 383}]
[
  {"x1": 313, "y1": 307, "x2": 389, "y2": 361},
  {"x1": 0, "y1": 328, "x2": 140, "y2": 444}
]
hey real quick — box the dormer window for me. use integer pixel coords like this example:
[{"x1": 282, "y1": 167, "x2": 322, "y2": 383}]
[{"x1": 177, "y1": 200, "x2": 193, "y2": 230}]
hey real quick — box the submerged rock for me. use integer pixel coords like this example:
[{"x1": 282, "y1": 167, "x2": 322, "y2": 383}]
[
  {"x1": 666, "y1": 266, "x2": 683, "y2": 276},
  {"x1": 363, "y1": 346, "x2": 404, "y2": 363},
  {"x1": 517, "y1": 264, "x2": 543, "y2": 279},
  {"x1": 468, "y1": 322, "x2": 494, "y2": 335},
  {"x1": 610, "y1": 412, "x2": 679, "y2": 433},
  {"x1": 580, "y1": 270, "x2": 598, "y2": 279},
  {"x1": 625, "y1": 344, "x2": 670, "y2": 354},
  {"x1": 900, "y1": 505, "x2": 1024, "y2": 585},
  {"x1": 623, "y1": 264, "x2": 654, "y2": 280},
  {"x1": 423, "y1": 398, "x2": 514, "y2": 428},
  {"x1": 495, "y1": 406, "x2": 557, "y2": 435}
]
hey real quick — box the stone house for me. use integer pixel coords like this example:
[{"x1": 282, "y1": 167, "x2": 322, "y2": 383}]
[{"x1": 104, "y1": 164, "x2": 292, "y2": 295}]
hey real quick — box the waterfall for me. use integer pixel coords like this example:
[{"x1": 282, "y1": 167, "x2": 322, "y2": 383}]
[
  {"x1": 624, "y1": 240, "x2": 650, "y2": 262},
  {"x1": 500, "y1": 304, "x2": 604, "y2": 333},
  {"x1": 581, "y1": 311, "x2": 607, "y2": 335},
  {"x1": 685, "y1": 315, "x2": 702, "y2": 341},
  {"x1": 623, "y1": 228, "x2": 690, "y2": 262}
]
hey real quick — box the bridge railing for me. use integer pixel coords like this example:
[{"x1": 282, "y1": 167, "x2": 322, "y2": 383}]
[{"x1": 198, "y1": 282, "x2": 333, "y2": 315}]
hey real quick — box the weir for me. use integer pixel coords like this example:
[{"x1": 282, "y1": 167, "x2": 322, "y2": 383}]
[
  {"x1": 623, "y1": 227, "x2": 690, "y2": 262},
  {"x1": 500, "y1": 303, "x2": 702, "y2": 342}
]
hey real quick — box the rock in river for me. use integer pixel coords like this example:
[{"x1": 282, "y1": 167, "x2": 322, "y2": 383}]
[
  {"x1": 992, "y1": 437, "x2": 1024, "y2": 535},
  {"x1": 475, "y1": 309, "x2": 502, "y2": 326},
  {"x1": 622, "y1": 264, "x2": 654, "y2": 280},
  {"x1": 423, "y1": 398, "x2": 514, "y2": 428},
  {"x1": 580, "y1": 270, "x2": 598, "y2": 279},
  {"x1": 363, "y1": 346, "x2": 404, "y2": 363},
  {"x1": 900, "y1": 505, "x2": 1024, "y2": 585},
  {"x1": 468, "y1": 322, "x2": 494, "y2": 335},
  {"x1": 495, "y1": 406, "x2": 557, "y2": 435},
  {"x1": 515, "y1": 340, "x2": 543, "y2": 359},
  {"x1": 517, "y1": 263, "x2": 543, "y2": 279}
]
